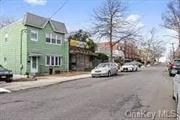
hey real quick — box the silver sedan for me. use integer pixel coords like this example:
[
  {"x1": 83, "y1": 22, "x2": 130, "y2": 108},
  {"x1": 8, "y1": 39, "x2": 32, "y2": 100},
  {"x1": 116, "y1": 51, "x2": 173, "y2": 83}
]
[{"x1": 91, "y1": 63, "x2": 118, "y2": 77}]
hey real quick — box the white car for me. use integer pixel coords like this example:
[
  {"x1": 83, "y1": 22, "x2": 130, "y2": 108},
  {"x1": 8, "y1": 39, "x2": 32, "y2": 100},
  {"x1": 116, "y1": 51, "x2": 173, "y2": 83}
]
[
  {"x1": 121, "y1": 63, "x2": 138, "y2": 72},
  {"x1": 91, "y1": 63, "x2": 118, "y2": 77},
  {"x1": 173, "y1": 73, "x2": 180, "y2": 118}
]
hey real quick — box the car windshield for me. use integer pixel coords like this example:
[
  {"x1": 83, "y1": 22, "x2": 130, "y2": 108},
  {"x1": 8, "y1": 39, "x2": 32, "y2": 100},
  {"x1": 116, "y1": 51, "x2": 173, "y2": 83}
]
[{"x1": 97, "y1": 63, "x2": 110, "y2": 68}]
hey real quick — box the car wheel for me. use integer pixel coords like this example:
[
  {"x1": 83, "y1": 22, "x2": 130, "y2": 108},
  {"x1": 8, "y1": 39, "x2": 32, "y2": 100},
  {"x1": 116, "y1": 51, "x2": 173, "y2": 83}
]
[
  {"x1": 177, "y1": 94, "x2": 179, "y2": 105},
  {"x1": 5, "y1": 78, "x2": 12, "y2": 83},
  {"x1": 108, "y1": 71, "x2": 111, "y2": 77},
  {"x1": 172, "y1": 89, "x2": 176, "y2": 101},
  {"x1": 169, "y1": 71, "x2": 175, "y2": 77},
  {"x1": 115, "y1": 70, "x2": 118, "y2": 75},
  {"x1": 169, "y1": 72, "x2": 173, "y2": 76},
  {"x1": 172, "y1": 95, "x2": 176, "y2": 100}
]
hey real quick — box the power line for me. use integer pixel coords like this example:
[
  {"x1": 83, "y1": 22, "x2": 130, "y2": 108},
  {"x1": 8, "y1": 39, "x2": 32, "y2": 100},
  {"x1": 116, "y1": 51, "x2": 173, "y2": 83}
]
[{"x1": 50, "y1": 0, "x2": 68, "y2": 19}]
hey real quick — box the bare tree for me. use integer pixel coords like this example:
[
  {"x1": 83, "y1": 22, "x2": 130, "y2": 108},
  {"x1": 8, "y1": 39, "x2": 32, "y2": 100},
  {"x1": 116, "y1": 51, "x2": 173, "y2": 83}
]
[
  {"x1": 162, "y1": 0, "x2": 180, "y2": 45},
  {"x1": 0, "y1": 16, "x2": 15, "y2": 28},
  {"x1": 141, "y1": 28, "x2": 166, "y2": 63},
  {"x1": 92, "y1": 0, "x2": 141, "y2": 61}
]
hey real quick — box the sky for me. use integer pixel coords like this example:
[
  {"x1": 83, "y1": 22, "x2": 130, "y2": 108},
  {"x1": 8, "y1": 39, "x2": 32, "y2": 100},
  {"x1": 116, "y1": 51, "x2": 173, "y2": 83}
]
[{"x1": 0, "y1": 0, "x2": 177, "y2": 62}]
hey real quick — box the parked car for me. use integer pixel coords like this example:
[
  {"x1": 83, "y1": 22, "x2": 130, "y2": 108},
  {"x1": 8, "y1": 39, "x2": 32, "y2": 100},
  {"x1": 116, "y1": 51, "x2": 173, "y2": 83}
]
[
  {"x1": 172, "y1": 72, "x2": 180, "y2": 119},
  {"x1": 130, "y1": 61, "x2": 142, "y2": 68},
  {"x1": 91, "y1": 63, "x2": 118, "y2": 77},
  {"x1": 121, "y1": 62, "x2": 138, "y2": 72},
  {"x1": 168, "y1": 59, "x2": 180, "y2": 77},
  {"x1": 113, "y1": 62, "x2": 119, "y2": 69},
  {"x1": 0, "y1": 65, "x2": 13, "y2": 82}
]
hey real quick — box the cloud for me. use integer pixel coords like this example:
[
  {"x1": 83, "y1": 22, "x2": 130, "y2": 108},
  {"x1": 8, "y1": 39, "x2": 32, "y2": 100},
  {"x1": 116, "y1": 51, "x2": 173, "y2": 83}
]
[
  {"x1": 126, "y1": 14, "x2": 144, "y2": 28},
  {"x1": 126, "y1": 14, "x2": 140, "y2": 22},
  {"x1": 24, "y1": 0, "x2": 47, "y2": 5}
]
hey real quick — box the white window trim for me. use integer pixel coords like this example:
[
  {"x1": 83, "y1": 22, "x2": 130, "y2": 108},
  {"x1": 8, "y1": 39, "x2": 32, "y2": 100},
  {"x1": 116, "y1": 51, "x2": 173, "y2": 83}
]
[
  {"x1": 31, "y1": 30, "x2": 38, "y2": 41},
  {"x1": 45, "y1": 56, "x2": 62, "y2": 66},
  {"x1": 45, "y1": 33, "x2": 50, "y2": 43},
  {"x1": 57, "y1": 34, "x2": 63, "y2": 45},
  {"x1": 45, "y1": 33, "x2": 63, "y2": 45}
]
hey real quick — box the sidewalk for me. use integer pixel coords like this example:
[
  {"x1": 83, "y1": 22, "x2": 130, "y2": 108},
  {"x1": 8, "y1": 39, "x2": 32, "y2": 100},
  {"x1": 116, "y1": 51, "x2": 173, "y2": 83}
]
[{"x1": 1, "y1": 73, "x2": 91, "y2": 92}]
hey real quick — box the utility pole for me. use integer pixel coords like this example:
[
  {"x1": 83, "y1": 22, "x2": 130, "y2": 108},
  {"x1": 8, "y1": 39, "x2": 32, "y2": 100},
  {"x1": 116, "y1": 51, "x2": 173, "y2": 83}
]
[{"x1": 172, "y1": 43, "x2": 175, "y2": 59}]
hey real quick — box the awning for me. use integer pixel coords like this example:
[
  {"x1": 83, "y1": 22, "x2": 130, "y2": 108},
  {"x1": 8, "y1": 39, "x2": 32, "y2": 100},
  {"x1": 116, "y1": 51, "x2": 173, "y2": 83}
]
[
  {"x1": 28, "y1": 52, "x2": 43, "y2": 57},
  {"x1": 70, "y1": 47, "x2": 97, "y2": 56}
]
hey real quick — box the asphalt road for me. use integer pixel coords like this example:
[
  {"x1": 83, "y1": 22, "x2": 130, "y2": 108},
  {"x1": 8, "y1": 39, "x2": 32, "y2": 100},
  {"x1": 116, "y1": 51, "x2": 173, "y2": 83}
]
[{"x1": 0, "y1": 66, "x2": 176, "y2": 120}]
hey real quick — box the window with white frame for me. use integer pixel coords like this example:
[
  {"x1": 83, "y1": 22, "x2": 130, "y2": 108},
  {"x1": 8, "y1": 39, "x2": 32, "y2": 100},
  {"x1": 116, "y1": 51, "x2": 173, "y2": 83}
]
[
  {"x1": 46, "y1": 56, "x2": 50, "y2": 65},
  {"x1": 52, "y1": 34, "x2": 56, "y2": 44},
  {"x1": 30, "y1": 30, "x2": 38, "y2": 41},
  {"x1": 45, "y1": 33, "x2": 63, "y2": 45},
  {"x1": 46, "y1": 34, "x2": 51, "y2": 43},
  {"x1": 57, "y1": 34, "x2": 63, "y2": 44},
  {"x1": 4, "y1": 33, "x2": 8, "y2": 42},
  {"x1": 46, "y1": 56, "x2": 62, "y2": 66}
]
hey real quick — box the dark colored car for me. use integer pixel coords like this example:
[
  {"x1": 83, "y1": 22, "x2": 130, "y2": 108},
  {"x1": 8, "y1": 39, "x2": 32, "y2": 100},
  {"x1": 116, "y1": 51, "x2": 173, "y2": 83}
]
[
  {"x1": 0, "y1": 65, "x2": 13, "y2": 82},
  {"x1": 168, "y1": 59, "x2": 180, "y2": 77}
]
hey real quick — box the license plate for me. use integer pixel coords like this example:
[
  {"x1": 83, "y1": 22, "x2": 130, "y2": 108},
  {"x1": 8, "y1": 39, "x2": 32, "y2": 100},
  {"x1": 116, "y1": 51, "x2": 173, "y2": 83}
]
[{"x1": 1, "y1": 76, "x2": 6, "y2": 78}]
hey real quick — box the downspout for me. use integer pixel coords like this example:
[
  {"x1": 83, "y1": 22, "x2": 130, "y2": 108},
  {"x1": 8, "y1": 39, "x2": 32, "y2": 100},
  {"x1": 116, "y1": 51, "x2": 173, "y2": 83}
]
[{"x1": 20, "y1": 29, "x2": 28, "y2": 74}]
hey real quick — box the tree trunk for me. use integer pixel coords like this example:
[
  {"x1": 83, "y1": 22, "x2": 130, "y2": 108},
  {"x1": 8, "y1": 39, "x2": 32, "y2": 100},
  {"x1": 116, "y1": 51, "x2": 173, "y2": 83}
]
[
  {"x1": 109, "y1": 16, "x2": 113, "y2": 62},
  {"x1": 178, "y1": 28, "x2": 180, "y2": 47},
  {"x1": 109, "y1": 30, "x2": 113, "y2": 62}
]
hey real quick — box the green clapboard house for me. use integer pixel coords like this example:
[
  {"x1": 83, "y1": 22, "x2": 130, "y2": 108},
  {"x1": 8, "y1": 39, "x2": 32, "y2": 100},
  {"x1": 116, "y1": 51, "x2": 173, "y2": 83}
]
[{"x1": 0, "y1": 13, "x2": 69, "y2": 75}]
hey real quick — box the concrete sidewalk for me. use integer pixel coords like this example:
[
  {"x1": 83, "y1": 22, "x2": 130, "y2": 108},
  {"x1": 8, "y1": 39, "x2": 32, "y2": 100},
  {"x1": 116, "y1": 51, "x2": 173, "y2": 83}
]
[{"x1": 1, "y1": 74, "x2": 91, "y2": 92}]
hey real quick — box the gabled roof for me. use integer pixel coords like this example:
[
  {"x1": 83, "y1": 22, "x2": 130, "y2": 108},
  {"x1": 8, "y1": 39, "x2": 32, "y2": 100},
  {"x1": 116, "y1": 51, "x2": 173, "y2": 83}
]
[{"x1": 23, "y1": 12, "x2": 67, "y2": 34}]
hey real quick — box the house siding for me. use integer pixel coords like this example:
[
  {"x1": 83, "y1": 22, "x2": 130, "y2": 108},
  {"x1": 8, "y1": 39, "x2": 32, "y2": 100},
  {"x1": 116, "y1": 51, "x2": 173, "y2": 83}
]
[
  {"x1": 26, "y1": 22, "x2": 69, "y2": 75},
  {"x1": 0, "y1": 21, "x2": 27, "y2": 74}
]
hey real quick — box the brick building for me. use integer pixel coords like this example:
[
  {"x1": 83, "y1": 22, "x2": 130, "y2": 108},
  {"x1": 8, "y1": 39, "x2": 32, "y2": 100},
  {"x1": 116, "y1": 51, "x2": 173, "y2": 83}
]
[
  {"x1": 96, "y1": 42, "x2": 124, "y2": 61},
  {"x1": 97, "y1": 40, "x2": 141, "y2": 62},
  {"x1": 119, "y1": 40, "x2": 141, "y2": 62}
]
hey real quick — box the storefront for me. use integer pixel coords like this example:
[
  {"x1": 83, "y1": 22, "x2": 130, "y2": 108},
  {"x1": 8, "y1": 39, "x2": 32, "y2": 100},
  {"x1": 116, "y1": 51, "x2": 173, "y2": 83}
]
[{"x1": 69, "y1": 39, "x2": 96, "y2": 71}]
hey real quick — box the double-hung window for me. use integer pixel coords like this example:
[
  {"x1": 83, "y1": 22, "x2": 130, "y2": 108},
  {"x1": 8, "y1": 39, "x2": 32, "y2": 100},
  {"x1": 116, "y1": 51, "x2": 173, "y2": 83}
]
[
  {"x1": 57, "y1": 34, "x2": 62, "y2": 44},
  {"x1": 45, "y1": 33, "x2": 63, "y2": 45},
  {"x1": 30, "y1": 30, "x2": 38, "y2": 41},
  {"x1": 52, "y1": 34, "x2": 56, "y2": 44},
  {"x1": 46, "y1": 56, "x2": 51, "y2": 65},
  {"x1": 46, "y1": 34, "x2": 51, "y2": 43}
]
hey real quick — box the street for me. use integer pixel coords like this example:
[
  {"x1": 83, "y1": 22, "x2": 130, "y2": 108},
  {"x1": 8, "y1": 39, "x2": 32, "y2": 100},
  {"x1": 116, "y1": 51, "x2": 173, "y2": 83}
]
[{"x1": 0, "y1": 66, "x2": 176, "y2": 120}]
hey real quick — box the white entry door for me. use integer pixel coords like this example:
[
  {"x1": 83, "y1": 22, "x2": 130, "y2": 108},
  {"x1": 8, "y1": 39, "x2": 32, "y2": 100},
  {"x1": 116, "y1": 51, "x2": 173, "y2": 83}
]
[{"x1": 31, "y1": 56, "x2": 38, "y2": 73}]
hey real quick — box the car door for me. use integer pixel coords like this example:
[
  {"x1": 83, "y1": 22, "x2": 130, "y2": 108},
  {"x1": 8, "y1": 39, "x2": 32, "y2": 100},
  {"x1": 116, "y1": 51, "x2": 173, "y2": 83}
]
[
  {"x1": 111, "y1": 63, "x2": 117, "y2": 74},
  {"x1": 173, "y1": 74, "x2": 180, "y2": 100}
]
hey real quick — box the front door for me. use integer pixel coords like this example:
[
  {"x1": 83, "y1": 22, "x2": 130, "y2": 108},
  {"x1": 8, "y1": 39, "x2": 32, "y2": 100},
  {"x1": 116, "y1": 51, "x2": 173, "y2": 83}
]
[{"x1": 31, "y1": 56, "x2": 38, "y2": 73}]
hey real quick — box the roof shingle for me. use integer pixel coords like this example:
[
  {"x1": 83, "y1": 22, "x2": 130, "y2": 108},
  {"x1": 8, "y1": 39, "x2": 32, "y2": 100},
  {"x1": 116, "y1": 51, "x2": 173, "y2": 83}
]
[{"x1": 23, "y1": 12, "x2": 67, "y2": 34}]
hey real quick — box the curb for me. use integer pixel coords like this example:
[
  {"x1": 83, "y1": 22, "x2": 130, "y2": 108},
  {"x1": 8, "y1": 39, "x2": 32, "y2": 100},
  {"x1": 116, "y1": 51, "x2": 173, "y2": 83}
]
[{"x1": 4, "y1": 75, "x2": 91, "y2": 92}]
